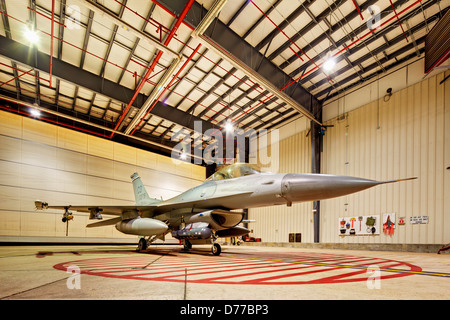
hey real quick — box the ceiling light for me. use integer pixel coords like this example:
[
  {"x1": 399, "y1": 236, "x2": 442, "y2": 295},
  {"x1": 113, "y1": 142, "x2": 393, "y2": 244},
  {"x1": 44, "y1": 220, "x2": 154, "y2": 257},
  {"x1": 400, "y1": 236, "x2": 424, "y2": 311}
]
[
  {"x1": 180, "y1": 152, "x2": 187, "y2": 160},
  {"x1": 30, "y1": 109, "x2": 41, "y2": 117},
  {"x1": 25, "y1": 27, "x2": 39, "y2": 44},
  {"x1": 323, "y1": 57, "x2": 336, "y2": 71},
  {"x1": 225, "y1": 120, "x2": 234, "y2": 133}
]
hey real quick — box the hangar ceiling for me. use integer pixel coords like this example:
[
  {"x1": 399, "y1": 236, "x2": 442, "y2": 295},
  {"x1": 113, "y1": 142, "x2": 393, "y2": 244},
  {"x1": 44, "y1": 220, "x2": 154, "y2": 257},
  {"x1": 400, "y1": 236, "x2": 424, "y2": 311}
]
[{"x1": 0, "y1": 0, "x2": 447, "y2": 160}]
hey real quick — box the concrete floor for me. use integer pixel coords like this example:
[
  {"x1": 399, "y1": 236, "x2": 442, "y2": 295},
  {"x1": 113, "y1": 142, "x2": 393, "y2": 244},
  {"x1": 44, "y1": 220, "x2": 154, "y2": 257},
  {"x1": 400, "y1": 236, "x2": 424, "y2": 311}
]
[{"x1": 1, "y1": 244, "x2": 449, "y2": 300}]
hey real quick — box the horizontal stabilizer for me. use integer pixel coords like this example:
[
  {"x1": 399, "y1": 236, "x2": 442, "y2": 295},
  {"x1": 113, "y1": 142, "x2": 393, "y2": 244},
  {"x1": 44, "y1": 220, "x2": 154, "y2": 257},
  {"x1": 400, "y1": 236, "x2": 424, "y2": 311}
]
[{"x1": 86, "y1": 217, "x2": 122, "y2": 228}]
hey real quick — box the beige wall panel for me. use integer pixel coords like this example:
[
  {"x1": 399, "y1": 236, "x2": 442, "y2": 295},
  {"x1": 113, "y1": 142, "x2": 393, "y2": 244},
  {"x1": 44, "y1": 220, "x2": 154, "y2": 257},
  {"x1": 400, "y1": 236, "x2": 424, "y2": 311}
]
[
  {"x1": 0, "y1": 161, "x2": 20, "y2": 187},
  {"x1": 21, "y1": 140, "x2": 57, "y2": 169},
  {"x1": 20, "y1": 211, "x2": 57, "y2": 236},
  {"x1": 136, "y1": 149, "x2": 157, "y2": 169},
  {"x1": 20, "y1": 165, "x2": 62, "y2": 193},
  {"x1": 57, "y1": 126, "x2": 87, "y2": 154},
  {"x1": 0, "y1": 135, "x2": 22, "y2": 162},
  {"x1": 175, "y1": 162, "x2": 193, "y2": 179},
  {"x1": 87, "y1": 135, "x2": 113, "y2": 159},
  {"x1": 56, "y1": 149, "x2": 87, "y2": 174},
  {"x1": 139, "y1": 168, "x2": 160, "y2": 186},
  {"x1": 22, "y1": 117, "x2": 57, "y2": 146},
  {"x1": 0, "y1": 111, "x2": 22, "y2": 138},
  {"x1": 59, "y1": 171, "x2": 86, "y2": 195},
  {"x1": 0, "y1": 211, "x2": 21, "y2": 236},
  {"x1": 113, "y1": 179, "x2": 135, "y2": 202},
  {"x1": 0, "y1": 110, "x2": 205, "y2": 242},
  {"x1": 113, "y1": 161, "x2": 136, "y2": 182},
  {"x1": 114, "y1": 143, "x2": 136, "y2": 165},
  {"x1": 192, "y1": 165, "x2": 206, "y2": 181},
  {"x1": 87, "y1": 154, "x2": 114, "y2": 179},
  {"x1": 86, "y1": 176, "x2": 114, "y2": 199},
  {"x1": 156, "y1": 154, "x2": 176, "y2": 174}
]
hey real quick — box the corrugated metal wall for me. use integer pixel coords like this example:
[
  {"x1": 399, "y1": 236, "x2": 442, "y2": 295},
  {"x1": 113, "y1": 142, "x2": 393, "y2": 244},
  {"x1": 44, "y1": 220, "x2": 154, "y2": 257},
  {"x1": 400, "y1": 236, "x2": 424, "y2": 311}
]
[
  {"x1": 249, "y1": 71, "x2": 449, "y2": 245},
  {"x1": 249, "y1": 130, "x2": 313, "y2": 243}
]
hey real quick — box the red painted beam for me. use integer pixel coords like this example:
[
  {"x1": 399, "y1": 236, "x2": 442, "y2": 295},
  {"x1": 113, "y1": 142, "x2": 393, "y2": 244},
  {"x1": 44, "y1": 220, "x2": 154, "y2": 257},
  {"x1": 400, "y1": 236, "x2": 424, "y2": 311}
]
[
  {"x1": 49, "y1": 0, "x2": 55, "y2": 85},
  {"x1": 130, "y1": 43, "x2": 202, "y2": 135},
  {"x1": 110, "y1": 0, "x2": 196, "y2": 138},
  {"x1": 389, "y1": 0, "x2": 409, "y2": 42},
  {"x1": 351, "y1": 0, "x2": 364, "y2": 20}
]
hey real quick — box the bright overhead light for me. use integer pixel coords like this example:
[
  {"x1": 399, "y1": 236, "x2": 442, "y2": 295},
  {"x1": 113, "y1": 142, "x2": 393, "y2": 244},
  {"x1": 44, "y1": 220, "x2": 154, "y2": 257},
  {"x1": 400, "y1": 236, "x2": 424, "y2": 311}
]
[
  {"x1": 323, "y1": 57, "x2": 336, "y2": 71},
  {"x1": 30, "y1": 109, "x2": 41, "y2": 117},
  {"x1": 225, "y1": 120, "x2": 234, "y2": 133},
  {"x1": 24, "y1": 27, "x2": 39, "y2": 44},
  {"x1": 180, "y1": 152, "x2": 187, "y2": 160}
]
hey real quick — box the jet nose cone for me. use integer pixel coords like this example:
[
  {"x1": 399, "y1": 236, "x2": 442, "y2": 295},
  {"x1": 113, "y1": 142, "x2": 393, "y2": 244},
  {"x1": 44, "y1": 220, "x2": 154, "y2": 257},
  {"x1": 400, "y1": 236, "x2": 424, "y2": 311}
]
[{"x1": 281, "y1": 174, "x2": 380, "y2": 203}]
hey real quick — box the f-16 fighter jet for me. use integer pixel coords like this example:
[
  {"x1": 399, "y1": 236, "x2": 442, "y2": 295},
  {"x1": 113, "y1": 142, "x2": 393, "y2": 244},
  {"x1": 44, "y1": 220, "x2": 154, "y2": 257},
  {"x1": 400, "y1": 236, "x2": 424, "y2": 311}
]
[{"x1": 35, "y1": 163, "x2": 416, "y2": 255}]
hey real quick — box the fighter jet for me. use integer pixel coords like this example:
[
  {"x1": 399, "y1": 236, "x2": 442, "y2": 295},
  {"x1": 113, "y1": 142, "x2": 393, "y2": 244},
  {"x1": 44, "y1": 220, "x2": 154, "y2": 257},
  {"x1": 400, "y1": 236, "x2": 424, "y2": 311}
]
[{"x1": 35, "y1": 163, "x2": 416, "y2": 255}]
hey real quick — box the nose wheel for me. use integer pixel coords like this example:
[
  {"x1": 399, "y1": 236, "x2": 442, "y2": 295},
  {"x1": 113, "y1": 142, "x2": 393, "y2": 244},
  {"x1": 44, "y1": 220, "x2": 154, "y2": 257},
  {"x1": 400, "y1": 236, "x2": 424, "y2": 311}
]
[{"x1": 211, "y1": 243, "x2": 221, "y2": 256}]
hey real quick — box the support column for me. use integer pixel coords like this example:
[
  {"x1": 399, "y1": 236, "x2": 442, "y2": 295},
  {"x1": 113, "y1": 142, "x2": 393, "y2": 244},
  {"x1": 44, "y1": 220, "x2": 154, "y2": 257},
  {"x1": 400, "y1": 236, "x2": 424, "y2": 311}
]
[{"x1": 311, "y1": 99, "x2": 322, "y2": 243}]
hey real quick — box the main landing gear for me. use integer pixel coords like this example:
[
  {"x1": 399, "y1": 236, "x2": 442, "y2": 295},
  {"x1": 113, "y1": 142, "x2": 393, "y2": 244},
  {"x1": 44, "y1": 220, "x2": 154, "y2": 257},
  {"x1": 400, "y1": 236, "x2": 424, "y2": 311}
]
[
  {"x1": 137, "y1": 238, "x2": 147, "y2": 251},
  {"x1": 136, "y1": 236, "x2": 157, "y2": 252},
  {"x1": 182, "y1": 239, "x2": 222, "y2": 256}
]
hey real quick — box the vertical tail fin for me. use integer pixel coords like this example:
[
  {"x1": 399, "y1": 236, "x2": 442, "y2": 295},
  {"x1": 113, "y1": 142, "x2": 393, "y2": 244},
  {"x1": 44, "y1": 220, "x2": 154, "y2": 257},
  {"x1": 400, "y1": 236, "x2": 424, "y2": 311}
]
[{"x1": 130, "y1": 173, "x2": 160, "y2": 205}]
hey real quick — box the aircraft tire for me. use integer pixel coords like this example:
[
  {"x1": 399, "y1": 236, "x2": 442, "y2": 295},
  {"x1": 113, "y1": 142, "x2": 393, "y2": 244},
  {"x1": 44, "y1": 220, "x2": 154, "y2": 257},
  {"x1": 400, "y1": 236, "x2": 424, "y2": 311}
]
[
  {"x1": 212, "y1": 243, "x2": 221, "y2": 256},
  {"x1": 183, "y1": 240, "x2": 192, "y2": 250},
  {"x1": 137, "y1": 238, "x2": 147, "y2": 252}
]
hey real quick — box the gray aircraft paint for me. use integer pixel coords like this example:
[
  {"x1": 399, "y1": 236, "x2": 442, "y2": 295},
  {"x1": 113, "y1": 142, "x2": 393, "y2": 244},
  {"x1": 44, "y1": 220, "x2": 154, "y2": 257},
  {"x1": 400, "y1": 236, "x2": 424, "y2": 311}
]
[{"x1": 35, "y1": 163, "x2": 416, "y2": 255}]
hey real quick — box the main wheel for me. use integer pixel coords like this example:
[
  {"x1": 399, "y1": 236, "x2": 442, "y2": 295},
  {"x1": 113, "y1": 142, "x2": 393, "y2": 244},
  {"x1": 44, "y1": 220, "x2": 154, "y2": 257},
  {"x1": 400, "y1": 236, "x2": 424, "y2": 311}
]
[
  {"x1": 211, "y1": 243, "x2": 221, "y2": 256},
  {"x1": 183, "y1": 240, "x2": 192, "y2": 250},
  {"x1": 137, "y1": 238, "x2": 147, "y2": 252}
]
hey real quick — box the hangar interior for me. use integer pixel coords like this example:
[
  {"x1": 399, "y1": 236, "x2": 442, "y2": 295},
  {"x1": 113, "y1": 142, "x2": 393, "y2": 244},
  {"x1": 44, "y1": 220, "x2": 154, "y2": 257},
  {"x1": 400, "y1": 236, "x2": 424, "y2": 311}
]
[{"x1": 0, "y1": 0, "x2": 449, "y2": 252}]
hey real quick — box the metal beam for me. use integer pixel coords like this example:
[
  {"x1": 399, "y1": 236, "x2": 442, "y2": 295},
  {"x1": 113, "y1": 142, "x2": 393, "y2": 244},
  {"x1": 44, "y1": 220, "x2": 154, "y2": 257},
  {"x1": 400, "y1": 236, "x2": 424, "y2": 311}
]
[
  {"x1": 298, "y1": 0, "x2": 433, "y2": 87},
  {"x1": 0, "y1": 35, "x2": 215, "y2": 135},
  {"x1": 157, "y1": 0, "x2": 321, "y2": 120},
  {"x1": 318, "y1": 37, "x2": 427, "y2": 100},
  {"x1": 310, "y1": 99, "x2": 322, "y2": 243},
  {"x1": 83, "y1": 0, "x2": 180, "y2": 60}
]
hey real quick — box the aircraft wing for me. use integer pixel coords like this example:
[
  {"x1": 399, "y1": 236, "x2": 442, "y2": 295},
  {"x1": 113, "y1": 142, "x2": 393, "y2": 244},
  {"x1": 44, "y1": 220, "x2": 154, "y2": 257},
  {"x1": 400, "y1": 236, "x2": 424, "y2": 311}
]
[{"x1": 34, "y1": 201, "x2": 155, "y2": 216}]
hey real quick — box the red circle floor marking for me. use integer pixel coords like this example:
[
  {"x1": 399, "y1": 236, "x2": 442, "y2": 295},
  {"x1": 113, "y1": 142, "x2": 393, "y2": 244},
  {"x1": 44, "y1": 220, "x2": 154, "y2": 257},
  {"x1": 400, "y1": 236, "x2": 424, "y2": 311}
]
[{"x1": 54, "y1": 252, "x2": 422, "y2": 285}]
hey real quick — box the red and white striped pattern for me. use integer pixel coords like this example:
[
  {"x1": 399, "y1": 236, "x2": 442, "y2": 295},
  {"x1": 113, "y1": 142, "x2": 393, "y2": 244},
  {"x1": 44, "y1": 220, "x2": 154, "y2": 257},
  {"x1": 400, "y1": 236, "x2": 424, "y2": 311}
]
[{"x1": 54, "y1": 251, "x2": 421, "y2": 285}]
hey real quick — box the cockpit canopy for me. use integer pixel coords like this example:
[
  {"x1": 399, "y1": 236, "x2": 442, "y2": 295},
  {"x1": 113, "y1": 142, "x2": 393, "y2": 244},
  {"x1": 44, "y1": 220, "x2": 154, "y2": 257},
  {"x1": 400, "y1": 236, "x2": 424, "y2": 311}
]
[{"x1": 206, "y1": 163, "x2": 261, "y2": 181}]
